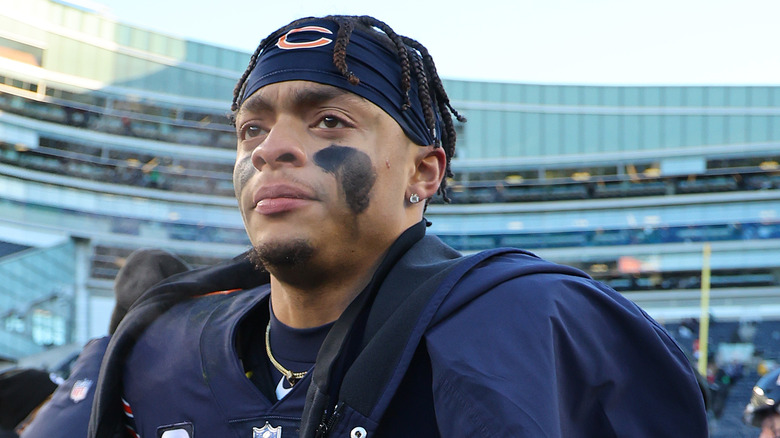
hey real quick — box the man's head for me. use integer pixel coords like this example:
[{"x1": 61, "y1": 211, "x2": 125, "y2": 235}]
[
  {"x1": 760, "y1": 412, "x2": 780, "y2": 438},
  {"x1": 0, "y1": 368, "x2": 57, "y2": 431},
  {"x1": 230, "y1": 16, "x2": 464, "y2": 278},
  {"x1": 110, "y1": 248, "x2": 190, "y2": 333},
  {"x1": 745, "y1": 367, "x2": 780, "y2": 437}
]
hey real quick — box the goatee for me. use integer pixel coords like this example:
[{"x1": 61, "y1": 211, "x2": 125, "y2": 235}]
[{"x1": 248, "y1": 239, "x2": 314, "y2": 271}]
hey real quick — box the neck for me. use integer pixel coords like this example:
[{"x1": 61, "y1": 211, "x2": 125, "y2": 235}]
[
  {"x1": 266, "y1": 220, "x2": 425, "y2": 328},
  {"x1": 268, "y1": 250, "x2": 385, "y2": 328}
]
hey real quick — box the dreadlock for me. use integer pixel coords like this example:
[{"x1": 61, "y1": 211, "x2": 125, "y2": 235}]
[
  {"x1": 230, "y1": 15, "x2": 465, "y2": 203},
  {"x1": 400, "y1": 34, "x2": 467, "y2": 202}
]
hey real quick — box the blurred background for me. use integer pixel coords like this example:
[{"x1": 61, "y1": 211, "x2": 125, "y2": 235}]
[{"x1": 0, "y1": 0, "x2": 778, "y2": 436}]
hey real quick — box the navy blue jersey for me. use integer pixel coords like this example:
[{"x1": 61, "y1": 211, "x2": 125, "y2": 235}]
[
  {"x1": 92, "y1": 227, "x2": 708, "y2": 437},
  {"x1": 22, "y1": 336, "x2": 108, "y2": 438},
  {"x1": 122, "y1": 286, "x2": 316, "y2": 437}
]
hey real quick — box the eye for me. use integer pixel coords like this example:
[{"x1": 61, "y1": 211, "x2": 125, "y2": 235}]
[
  {"x1": 315, "y1": 115, "x2": 347, "y2": 129},
  {"x1": 239, "y1": 123, "x2": 265, "y2": 140}
]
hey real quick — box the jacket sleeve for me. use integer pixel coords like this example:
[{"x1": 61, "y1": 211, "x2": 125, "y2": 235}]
[{"x1": 425, "y1": 262, "x2": 708, "y2": 437}]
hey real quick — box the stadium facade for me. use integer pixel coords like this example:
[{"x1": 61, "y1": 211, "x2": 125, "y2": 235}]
[{"x1": 1, "y1": 0, "x2": 779, "y2": 366}]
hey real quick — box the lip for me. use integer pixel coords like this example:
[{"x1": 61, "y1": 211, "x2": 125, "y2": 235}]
[{"x1": 252, "y1": 183, "x2": 315, "y2": 215}]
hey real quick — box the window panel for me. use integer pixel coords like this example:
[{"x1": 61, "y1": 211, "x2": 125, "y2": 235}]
[
  {"x1": 707, "y1": 87, "x2": 726, "y2": 106},
  {"x1": 663, "y1": 87, "x2": 683, "y2": 106},
  {"x1": 686, "y1": 87, "x2": 704, "y2": 106},
  {"x1": 524, "y1": 113, "x2": 542, "y2": 156},
  {"x1": 750, "y1": 87, "x2": 770, "y2": 106},
  {"x1": 562, "y1": 86, "x2": 580, "y2": 105},
  {"x1": 582, "y1": 114, "x2": 600, "y2": 151},
  {"x1": 706, "y1": 116, "x2": 726, "y2": 145},
  {"x1": 483, "y1": 82, "x2": 502, "y2": 102},
  {"x1": 483, "y1": 110, "x2": 503, "y2": 158},
  {"x1": 727, "y1": 116, "x2": 748, "y2": 143},
  {"x1": 542, "y1": 113, "x2": 561, "y2": 155},
  {"x1": 562, "y1": 114, "x2": 580, "y2": 154},
  {"x1": 642, "y1": 87, "x2": 661, "y2": 106},
  {"x1": 622, "y1": 115, "x2": 641, "y2": 150},
  {"x1": 503, "y1": 112, "x2": 523, "y2": 157},
  {"x1": 683, "y1": 116, "x2": 704, "y2": 146},
  {"x1": 642, "y1": 115, "x2": 661, "y2": 149},
  {"x1": 603, "y1": 87, "x2": 620, "y2": 106},
  {"x1": 748, "y1": 116, "x2": 769, "y2": 142},
  {"x1": 525, "y1": 85, "x2": 541, "y2": 104},
  {"x1": 662, "y1": 115, "x2": 682, "y2": 147},
  {"x1": 727, "y1": 87, "x2": 748, "y2": 106},
  {"x1": 603, "y1": 115, "x2": 620, "y2": 152},
  {"x1": 623, "y1": 87, "x2": 640, "y2": 106}
]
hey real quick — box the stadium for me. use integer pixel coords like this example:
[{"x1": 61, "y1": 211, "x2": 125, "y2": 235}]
[{"x1": 1, "y1": 0, "x2": 779, "y2": 435}]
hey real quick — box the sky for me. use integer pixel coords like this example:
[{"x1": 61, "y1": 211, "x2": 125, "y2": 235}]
[{"x1": 84, "y1": 0, "x2": 779, "y2": 86}]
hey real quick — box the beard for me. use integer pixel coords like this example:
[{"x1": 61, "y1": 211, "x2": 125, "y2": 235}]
[{"x1": 248, "y1": 238, "x2": 314, "y2": 272}]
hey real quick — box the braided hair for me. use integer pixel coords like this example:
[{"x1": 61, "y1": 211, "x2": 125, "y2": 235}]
[{"x1": 230, "y1": 15, "x2": 465, "y2": 203}]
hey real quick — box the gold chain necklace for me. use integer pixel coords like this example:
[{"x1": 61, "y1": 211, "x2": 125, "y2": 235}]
[{"x1": 265, "y1": 321, "x2": 308, "y2": 386}]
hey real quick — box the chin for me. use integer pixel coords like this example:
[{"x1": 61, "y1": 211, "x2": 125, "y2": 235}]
[{"x1": 248, "y1": 238, "x2": 314, "y2": 271}]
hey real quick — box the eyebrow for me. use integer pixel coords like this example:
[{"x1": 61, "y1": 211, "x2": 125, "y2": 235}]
[{"x1": 238, "y1": 85, "x2": 361, "y2": 119}]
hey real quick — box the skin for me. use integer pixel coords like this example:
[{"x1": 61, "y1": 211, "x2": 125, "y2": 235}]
[
  {"x1": 233, "y1": 80, "x2": 445, "y2": 328},
  {"x1": 760, "y1": 412, "x2": 780, "y2": 438}
]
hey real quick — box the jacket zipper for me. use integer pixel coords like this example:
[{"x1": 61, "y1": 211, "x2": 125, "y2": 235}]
[{"x1": 314, "y1": 402, "x2": 344, "y2": 438}]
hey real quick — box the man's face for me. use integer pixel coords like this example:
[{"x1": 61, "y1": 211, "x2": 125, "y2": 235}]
[
  {"x1": 233, "y1": 80, "x2": 420, "y2": 274},
  {"x1": 760, "y1": 412, "x2": 780, "y2": 438}
]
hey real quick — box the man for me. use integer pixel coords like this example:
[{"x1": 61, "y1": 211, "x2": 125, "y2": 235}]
[
  {"x1": 744, "y1": 367, "x2": 780, "y2": 438},
  {"x1": 90, "y1": 15, "x2": 708, "y2": 437},
  {"x1": 0, "y1": 368, "x2": 57, "y2": 437}
]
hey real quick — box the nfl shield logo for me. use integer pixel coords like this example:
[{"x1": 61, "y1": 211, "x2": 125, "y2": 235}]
[
  {"x1": 253, "y1": 422, "x2": 282, "y2": 438},
  {"x1": 69, "y1": 378, "x2": 93, "y2": 403}
]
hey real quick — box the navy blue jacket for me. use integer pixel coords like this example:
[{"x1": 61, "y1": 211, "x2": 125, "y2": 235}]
[
  {"x1": 90, "y1": 227, "x2": 707, "y2": 437},
  {"x1": 22, "y1": 336, "x2": 109, "y2": 438}
]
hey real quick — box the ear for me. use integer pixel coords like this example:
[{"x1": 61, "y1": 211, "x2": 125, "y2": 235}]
[{"x1": 407, "y1": 146, "x2": 446, "y2": 203}]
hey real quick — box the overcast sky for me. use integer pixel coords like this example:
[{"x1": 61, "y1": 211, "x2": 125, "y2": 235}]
[{"x1": 86, "y1": 0, "x2": 779, "y2": 85}]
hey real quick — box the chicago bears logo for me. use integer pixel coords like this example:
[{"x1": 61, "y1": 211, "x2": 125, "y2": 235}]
[{"x1": 276, "y1": 26, "x2": 333, "y2": 50}]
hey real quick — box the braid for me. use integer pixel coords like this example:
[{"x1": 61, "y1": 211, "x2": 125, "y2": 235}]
[
  {"x1": 403, "y1": 41, "x2": 437, "y2": 146},
  {"x1": 331, "y1": 17, "x2": 359, "y2": 85},
  {"x1": 230, "y1": 43, "x2": 264, "y2": 121},
  {"x1": 356, "y1": 16, "x2": 412, "y2": 110},
  {"x1": 400, "y1": 36, "x2": 466, "y2": 202}
]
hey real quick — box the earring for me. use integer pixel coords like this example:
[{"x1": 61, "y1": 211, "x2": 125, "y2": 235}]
[{"x1": 409, "y1": 193, "x2": 421, "y2": 204}]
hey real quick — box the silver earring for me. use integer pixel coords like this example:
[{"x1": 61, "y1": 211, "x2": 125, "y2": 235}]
[{"x1": 409, "y1": 193, "x2": 421, "y2": 204}]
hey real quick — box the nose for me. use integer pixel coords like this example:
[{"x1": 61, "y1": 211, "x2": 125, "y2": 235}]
[{"x1": 251, "y1": 119, "x2": 307, "y2": 171}]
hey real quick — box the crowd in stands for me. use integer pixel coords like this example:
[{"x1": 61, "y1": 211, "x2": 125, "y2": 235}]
[
  {"x1": 438, "y1": 220, "x2": 780, "y2": 252},
  {"x1": 3, "y1": 89, "x2": 780, "y2": 203},
  {"x1": 3, "y1": 137, "x2": 780, "y2": 203},
  {"x1": 666, "y1": 318, "x2": 780, "y2": 437},
  {"x1": 0, "y1": 88, "x2": 236, "y2": 149}
]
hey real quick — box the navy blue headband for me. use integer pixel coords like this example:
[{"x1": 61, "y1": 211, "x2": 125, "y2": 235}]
[{"x1": 240, "y1": 19, "x2": 439, "y2": 146}]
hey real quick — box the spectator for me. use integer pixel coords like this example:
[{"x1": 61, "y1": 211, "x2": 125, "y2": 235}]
[
  {"x1": 744, "y1": 366, "x2": 780, "y2": 437},
  {"x1": 18, "y1": 249, "x2": 189, "y2": 438},
  {"x1": 0, "y1": 368, "x2": 57, "y2": 437}
]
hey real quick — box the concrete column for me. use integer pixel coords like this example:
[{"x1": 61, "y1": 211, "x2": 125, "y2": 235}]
[{"x1": 72, "y1": 237, "x2": 91, "y2": 345}]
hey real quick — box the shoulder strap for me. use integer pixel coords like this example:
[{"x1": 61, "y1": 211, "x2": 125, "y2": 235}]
[{"x1": 300, "y1": 240, "x2": 523, "y2": 437}]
